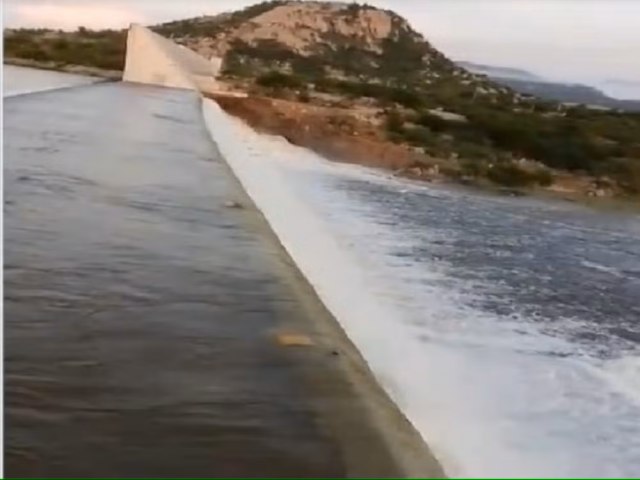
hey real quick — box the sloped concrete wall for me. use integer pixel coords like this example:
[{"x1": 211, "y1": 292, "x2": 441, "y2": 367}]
[{"x1": 123, "y1": 24, "x2": 222, "y2": 91}]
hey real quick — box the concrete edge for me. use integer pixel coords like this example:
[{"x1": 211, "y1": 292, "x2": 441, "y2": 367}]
[{"x1": 196, "y1": 94, "x2": 446, "y2": 478}]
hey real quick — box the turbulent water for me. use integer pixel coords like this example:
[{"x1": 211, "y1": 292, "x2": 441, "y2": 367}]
[
  {"x1": 204, "y1": 100, "x2": 640, "y2": 477},
  {"x1": 2, "y1": 65, "x2": 98, "y2": 97}
]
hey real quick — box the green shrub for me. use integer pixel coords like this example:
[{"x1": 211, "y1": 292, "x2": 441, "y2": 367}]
[
  {"x1": 313, "y1": 78, "x2": 423, "y2": 108},
  {"x1": 533, "y1": 168, "x2": 553, "y2": 187},
  {"x1": 439, "y1": 163, "x2": 463, "y2": 179},
  {"x1": 415, "y1": 112, "x2": 449, "y2": 132},
  {"x1": 487, "y1": 163, "x2": 552, "y2": 187},
  {"x1": 455, "y1": 142, "x2": 494, "y2": 161},
  {"x1": 52, "y1": 38, "x2": 70, "y2": 51},
  {"x1": 610, "y1": 158, "x2": 640, "y2": 194},
  {"x1": 384, "y1": 110, "x2": 404, "y2": 134},
  {"x1": 297, "y1": 90, "x2": 311, "y2": 103},
  {"x1": 389, "y1": 87, "x2": 423, "y2": 108},
  {"x1": 401, "y1": 126, "x2": 432, "y2": 146},
  {"x1": 4, "y1": 29, "x2": 126, "y2": 70},
  {"x1": 256, "y1": 71, "x2": 304, "y2": 89},
  {"x1": 460, "y1": 159, "x2": 487, "y2": 177}
]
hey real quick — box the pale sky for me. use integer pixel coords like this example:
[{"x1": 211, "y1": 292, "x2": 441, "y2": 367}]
[{"x1": 3, "y1": 0, "x2": 640, "y2": 85}]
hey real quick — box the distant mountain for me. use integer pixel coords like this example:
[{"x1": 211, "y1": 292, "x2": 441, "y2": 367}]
[
  {"x1": 604, "y1": 79, "x2": 640, "y2": 88},
  {"x1": 492, "y1": 78, "x2": 640, "y2": 112},
  {"x1": 600, "y1": 79, "x2": 640, "y2": 102},
  {"x1": 456, "y1": 61, "x2": 640, "y2": 112},
  {"x1": 456, "y1": 61, "x2": 541, "y2": 82}
]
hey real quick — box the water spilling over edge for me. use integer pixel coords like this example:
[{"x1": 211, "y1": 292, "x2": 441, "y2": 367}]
[{"x1": 202, "y1": 98, "x2": 640, "y2": 477}]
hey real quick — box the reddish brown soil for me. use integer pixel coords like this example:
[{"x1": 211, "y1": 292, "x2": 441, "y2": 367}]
[
  {"x1": 208, "y1": 94, "x2": 434, "y2": 172},
  {"x1": 207, "y1": 93, "x2": 639, "y2": 209}
]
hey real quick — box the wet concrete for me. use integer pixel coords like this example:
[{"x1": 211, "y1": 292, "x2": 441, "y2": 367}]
[{"x1": 4, "y1": 83, "x2": 349, "y2": 478}]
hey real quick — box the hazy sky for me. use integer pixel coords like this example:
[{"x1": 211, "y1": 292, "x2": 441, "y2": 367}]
[{"x1": 4, "y1": 0, "x2": 639, "y2": 84}]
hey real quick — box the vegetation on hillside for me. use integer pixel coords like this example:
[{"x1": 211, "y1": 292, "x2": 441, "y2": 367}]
[
  {"x1": 251, "y1": 69, "x2": 640, "y2": 192},
  {"x1": 154, "y1": 1, "x2": 286, "y2": 38},
  {"x1": 4, "y1": 0, "x2": 639, "y2": 194},
  {"x1": 4, "y1": 27, "x2": 126, "y2": 71}
]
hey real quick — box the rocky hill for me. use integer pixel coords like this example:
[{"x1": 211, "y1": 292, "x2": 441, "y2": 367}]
[{"x1": 154, "y1": 1, "x2": 461, "y2": 84}]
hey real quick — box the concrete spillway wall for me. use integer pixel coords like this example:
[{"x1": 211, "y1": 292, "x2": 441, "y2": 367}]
[
  {"x1": 123, "y1": 24, "x2": 222, "y2": 91},
  {"x1": 118, "y1": 22, "x2": 441, "y2": 478}
]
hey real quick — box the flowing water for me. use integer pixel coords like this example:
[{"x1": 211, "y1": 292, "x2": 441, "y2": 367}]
[
  {"x1": 4, "y1": 70, "x2": 346, "y2": 477},
  {"x1": 204, "y1": 100, "x2": 640, "y2": 478}
]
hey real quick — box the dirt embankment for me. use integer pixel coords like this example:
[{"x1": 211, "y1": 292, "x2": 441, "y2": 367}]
[
  {"x1": 208, "y1": 93, "x2": 440, "y2": 174},
  {"x1": 208, "y1": 93, "x2": 640, "y2": 209}
]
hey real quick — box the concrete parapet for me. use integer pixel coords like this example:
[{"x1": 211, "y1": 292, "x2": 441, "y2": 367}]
[{"x1": 123, "y1": 24, "x2": 223, "y2": 92}]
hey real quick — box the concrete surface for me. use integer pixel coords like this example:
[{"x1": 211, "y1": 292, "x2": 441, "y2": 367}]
[{"x1": 123, "y1": 24, "x2": 222, "y2": 91}]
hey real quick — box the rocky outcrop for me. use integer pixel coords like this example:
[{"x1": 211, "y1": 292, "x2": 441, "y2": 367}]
[{"x1": 155, "y1": 0, "x2": 460, "y2": 84}]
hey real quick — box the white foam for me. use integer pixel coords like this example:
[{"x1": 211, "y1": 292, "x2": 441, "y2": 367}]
[
  {"x1": 202, "y1": 99, "x2": 640, "y2": 477},
  {"x1": 597, "y1": 356, "x2": 640, "y2": 408},
  {"x1": 3, "y1": 65, "x2": 98, "y2": 97}
]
